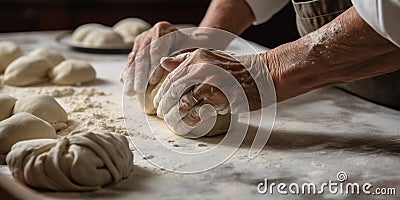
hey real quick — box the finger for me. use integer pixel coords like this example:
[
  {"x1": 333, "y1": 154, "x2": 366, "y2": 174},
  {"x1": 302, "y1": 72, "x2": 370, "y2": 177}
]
[
  {"x1": 182, "y1": 103, "x2": 216, "y2": 127},
  {"x1": 149, "y1": 27, "x2": 177, "y2": 84},
  {"x1": 195, "y1": 83, "x2": 230, "y2": 114},
  {"x1": 179, "y1": 88, "x2": 199, "y2": 112},
  {"x1": 162, "y1": 103, "x2": 193, "y2": 135},
  {"x1": 160, "y1": 52, "x2": 191, "y2": 72},
  {"x1": 120, "y1": 51, "x2": 136, "y2": 83},
  {"x1": 123, "y1": 63, "x2": 136, "y2": 96},
  {"x1": 149, "y1": 66, "x2": 165, "y2": 85},
  {"x1": 134, "y1": 47, "x2": 151, "y2": 94},
  {"x1": 153, "y1": 61, "x2": 191, "y2": 111}
]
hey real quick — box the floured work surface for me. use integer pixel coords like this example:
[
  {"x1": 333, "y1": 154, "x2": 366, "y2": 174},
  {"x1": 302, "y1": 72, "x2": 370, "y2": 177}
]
[{"x1": 0, "y1": 31, "x2": 399, "y2": 200}]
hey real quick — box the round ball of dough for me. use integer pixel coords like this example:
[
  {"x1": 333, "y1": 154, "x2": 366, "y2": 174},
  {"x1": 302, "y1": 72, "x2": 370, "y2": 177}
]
[
  {"x1": 3, "y1": 55, "x2": 53, "y2": 86},
  {"x1": 0, "y1": 41, "x2": 23, "y2": 74},
  {"x1": 113, "y1": 18, "x2": 151, "y2": 43},
  {"x1": 6, "y1": 131, "x2": 134, "y2": 191},
  {"x1": 81, "y1": 29, "x2": 125, "y2": 47},
  {"x1": 72, "y1": 23, "x2": 109, "y2": 42},
  {"x1": 13, "y1": 94, "x2": 68, "y2": 130},
  {"x1": 0, "y1": 94, "x2": 17, "y2": 121},
  {"x1": 0, "y1": 112, "x2": 56, "y2": 162},
  {"x1": 28, "y1": 48, "x2": 65, "y2": 66},
  {"x1": 48, "y1": 60, "x2": 96, "y2": 85}
]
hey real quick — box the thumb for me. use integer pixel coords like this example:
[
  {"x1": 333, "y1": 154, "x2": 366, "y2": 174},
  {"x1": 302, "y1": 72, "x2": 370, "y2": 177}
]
[{"x1": 160, "y1": 52, "x2": 191, "y2": 72}]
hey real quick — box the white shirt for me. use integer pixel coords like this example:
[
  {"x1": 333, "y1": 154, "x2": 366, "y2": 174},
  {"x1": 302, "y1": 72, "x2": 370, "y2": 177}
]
[{"x1": 245, "y1": 0, "x2": 400, "y2": 47}]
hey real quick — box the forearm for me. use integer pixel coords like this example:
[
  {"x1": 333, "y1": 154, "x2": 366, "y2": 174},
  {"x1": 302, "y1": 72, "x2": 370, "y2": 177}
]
[
  {"x1": 199, "y1": 0, "x2": 255, "y2": 35},
  {"x1": 264, "y1": 7, "x2": 400, "y2": 101}
]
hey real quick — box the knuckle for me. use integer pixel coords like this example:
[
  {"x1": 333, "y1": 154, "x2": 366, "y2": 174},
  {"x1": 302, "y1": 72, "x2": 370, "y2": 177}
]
[{"x1": 154, "y1": 21, "x2": 172, "y2": 29}]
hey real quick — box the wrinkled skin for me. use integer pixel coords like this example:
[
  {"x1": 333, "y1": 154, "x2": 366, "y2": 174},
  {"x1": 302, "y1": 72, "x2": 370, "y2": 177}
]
[{"x1": 154, "y1": 48, "x2": 272, "y2": 132}]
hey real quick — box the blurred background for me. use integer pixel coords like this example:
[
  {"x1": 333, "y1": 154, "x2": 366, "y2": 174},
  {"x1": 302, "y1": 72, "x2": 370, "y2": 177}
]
[{"x1": 0, "y1": 0, "x2": 300, "y2": 48}]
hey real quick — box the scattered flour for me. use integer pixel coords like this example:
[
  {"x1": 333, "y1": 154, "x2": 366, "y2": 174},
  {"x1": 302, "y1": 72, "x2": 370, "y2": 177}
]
[{"x1": 0, "y1": 85, "x2": 127, "y2": 136}]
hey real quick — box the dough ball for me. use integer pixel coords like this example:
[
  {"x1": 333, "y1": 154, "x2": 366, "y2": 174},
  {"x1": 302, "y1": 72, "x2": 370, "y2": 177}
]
[
  {"x1": 0, "y1": 112, "x2": 56, "y2": 163},
  {"x1": 3, "y1": 55, "x2": 53, "y2": 86},
  {"x1": 13, "y1": 94, "x2": 68, "y2": 130},
  {"x1": 0, "y1": 94, "x2": 17, "y2": 121},
  {"x1": 72, "y1": 23, "x2": 109, "y2": 42},
  {"x1": 81, "y1": 29, "x2": 125, "y2": 47},
  {"x1": 48, "y1": 60, "x2": 96, "y2": 85},
  {"x1": 28, "y1": 48, "x2": 65, "y2": 66},
  {"x1": 113, "y1": 18, "x2": 151, "y2": 43},
  {"x1": 0, "y1": 41, "x2": 23, "y2": 74},
  {"x1": 6, "y1": 131, "x2": 134, "y2": 191}
]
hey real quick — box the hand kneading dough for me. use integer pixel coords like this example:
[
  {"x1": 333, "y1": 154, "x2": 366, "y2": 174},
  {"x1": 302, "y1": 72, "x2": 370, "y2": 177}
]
[
  {"x1": 13, "y1": 95, "x2": 68, "y2": 130},
  {"x1": 0, "y1": 94, "x2": 17, "y2": 121},
  {"x1": 28, "y1": 48, "x2": 65, "y2": 66},
  {"x1": 145, "y1": 68, "x2": 232, "y2": 137},
  {"x1": 81, "y1": 29, "x2": 125, "y2": 47},
  {"x1": 6, "y1": 131, "x2": 134, "y2": 191},
  {"x1": 3, "y1": 55, "x2": 53, "y2": 86},
  {"x1": 113, "y1": 18, "x2": 151, "y2": 43},
  {"x1": 72, "y1": 23, "x2": 109, "y2": 42},
  {"x1": 0, "y1": 41, "x2": 23, "y2": 73},
  {"x1": 0, "y1": 112, "x2": 56, "y2": 164},
  {"x1": 48, "y1": 60, "x2": 96, "y2": 85}
]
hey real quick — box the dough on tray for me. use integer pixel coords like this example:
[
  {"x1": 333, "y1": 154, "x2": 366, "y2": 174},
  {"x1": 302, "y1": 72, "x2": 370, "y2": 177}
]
[
  {"x1": 72, "y1": 23, "x2": 109, "y2": 42},
  {"x1": 13, "y1": 94, "x2": 68, "y2": 130},
  {"x1": 6, "y1": 131, "x2": 134, "y2": 191},
  {"x1": 81, "y1": 29, "x2": 125, "y2": 47},
  {"x1": 113, "y1": 18, "x2": 151, "y2": 43},
  {"x1": 0, "y1": 112, "x2": 56, "y2": 164},
  {"x1": 28, "y1": 48, "x2": 65, "y2": 66},
  {"x1": 0, "y1": 41, "x2": 23, "y2": 74},
  {"x1": 3, "y1": 55, "x2": 53, "y2": 86},
  {"x1": 0, "y1": 94, "x2": 17, "y2": 121},
  {"x1": 48, "y1": 60, "x2": 96, "y2": 85}
]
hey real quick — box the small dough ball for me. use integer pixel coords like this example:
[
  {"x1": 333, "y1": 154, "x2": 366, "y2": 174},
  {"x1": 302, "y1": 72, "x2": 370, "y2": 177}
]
[
  {"x1": 113, "y1": 18, "x2": 151, "y2": 43},
  {"x1": 28, "y1": 48, "x2": 65, "y2": 66},
  {"x1": 0, "y1": 41, "x2": 23, "y2": 73},
  {"x1": 48, "y1": 60, "x2": 96, "y2": 85},
  {"x1": 3, "y1": 55, "x2": 53, "y2": 86},
  {"x1": 13, "y1": 94, "x2": 68, "y2": 130},
  {"x1": 81, "y1": 29, "x2": 125, "y2": 47},
  {"x1": 0, "y1": 112, "x2": 56, "y2": 163},
  {"x1": 6, "y1": 131, "x2": 134, "y2": 191},
  {"x1": 72, "y1": 23, "x2": 109, "y2": 42},
  {"x1": 0, "y1": 94, "x2": 17, "y2": 121}
]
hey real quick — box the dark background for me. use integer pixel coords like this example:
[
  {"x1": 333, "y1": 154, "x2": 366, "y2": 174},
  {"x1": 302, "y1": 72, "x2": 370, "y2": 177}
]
[{"x1": 0, "y1": 0, "x2": 300, "y2": 48}]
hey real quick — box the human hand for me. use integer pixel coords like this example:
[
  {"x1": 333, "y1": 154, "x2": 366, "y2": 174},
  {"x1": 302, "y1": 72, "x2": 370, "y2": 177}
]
[
  {"x1": 121, "y1": 22, "x2": 233, "y2": 96},
  {"x1": 153, "y1": 48, "x2": 275, "y2": 135}
]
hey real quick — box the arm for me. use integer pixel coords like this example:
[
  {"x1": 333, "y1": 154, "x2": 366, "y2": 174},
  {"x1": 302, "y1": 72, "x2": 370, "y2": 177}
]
[
  {"x1": 265, "y1": 7, "x2": 400, "y2": 101},
  {"x1": 198, "y1": 0, "x2": 255, "y2": 35}
]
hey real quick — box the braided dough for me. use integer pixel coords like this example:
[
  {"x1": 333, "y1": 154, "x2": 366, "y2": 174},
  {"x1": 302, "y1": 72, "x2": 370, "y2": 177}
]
[{"x1": 6, "y1": 131, "x2": 133, "y2": 191}]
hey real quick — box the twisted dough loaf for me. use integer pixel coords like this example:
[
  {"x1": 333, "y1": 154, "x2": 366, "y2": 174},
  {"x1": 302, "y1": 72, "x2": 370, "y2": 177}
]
[{"x1": 6, "y1": 131, "x2": 133, "y2": 191}]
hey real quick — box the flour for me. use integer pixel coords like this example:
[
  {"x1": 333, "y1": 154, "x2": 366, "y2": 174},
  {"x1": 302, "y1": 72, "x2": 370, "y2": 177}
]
[{"x1": 0, "y1": 85, "x2": 127, "y2": 137}]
